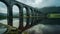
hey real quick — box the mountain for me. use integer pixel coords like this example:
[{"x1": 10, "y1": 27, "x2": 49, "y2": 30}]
[{"x1": 40, "y1": 6, "x2": 60, "y2": 14}]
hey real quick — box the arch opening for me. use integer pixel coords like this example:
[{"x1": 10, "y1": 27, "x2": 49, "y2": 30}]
[
  {"x1": 0, "y1": 2, "x2": 7, "y2": 25},
  {"x1": 29, "y1": 9, "x2": 32, "y2": 25},
  {"x1": 23, "y1": 7, "x2": 27, "y2": 27},
  {"x1": 0, "y1": 2, "x2": 8, "y2": 34},
  {"x1": 12, "y1": 5, "x2": 19, "y2": 28}
]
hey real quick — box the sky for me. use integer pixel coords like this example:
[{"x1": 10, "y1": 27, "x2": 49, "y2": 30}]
[{"x1": 16, "y1": 0, "x2": 60, "y2": 8}]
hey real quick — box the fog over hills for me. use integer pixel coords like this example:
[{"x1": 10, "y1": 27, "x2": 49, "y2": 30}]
[{"x1": 40, "y1": 6, "x2": 60, "y2": 13}]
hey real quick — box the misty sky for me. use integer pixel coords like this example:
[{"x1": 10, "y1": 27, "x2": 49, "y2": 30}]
[{"x1": 16, "y1": 0, "x2": 60, "y2": 8}]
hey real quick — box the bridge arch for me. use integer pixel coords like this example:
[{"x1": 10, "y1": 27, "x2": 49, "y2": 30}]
[
  {"x1": 0, "y1": 1, "x2": 7, "y2": 25},
  {"x1": 30, "y1": 8, "x2": 35, "y2": 26},
  {"x1": 22, "y1": 6, "x2": 30, "y2": 27},
  {"x1": 0, "y1": 0, "x2": 12, "y2": 32},
  {"x1": 28, "y1": 8, "x2": 32, "y2": 26},
  {"x1": 12, "y1": 1, "x2": 24, "y2": 30},
  {"x1": 23, "y1": 7, "x2": 27, "y2": 27},
  {"x1": 12, "y1": 5, "x2": 19, "y2": 28}
]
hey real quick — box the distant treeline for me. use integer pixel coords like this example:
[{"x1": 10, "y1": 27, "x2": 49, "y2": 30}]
[{"x1": 0, "y1": 13, "x2": 19, "y2": 20}]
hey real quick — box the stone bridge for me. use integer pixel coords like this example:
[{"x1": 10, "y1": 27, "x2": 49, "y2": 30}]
[
  {"x1": 1, "y1": 0, "x2": 60, "y2": 33},
  {"x1": 0, "y1": 0, "x2": 45, "y2": 32}
]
